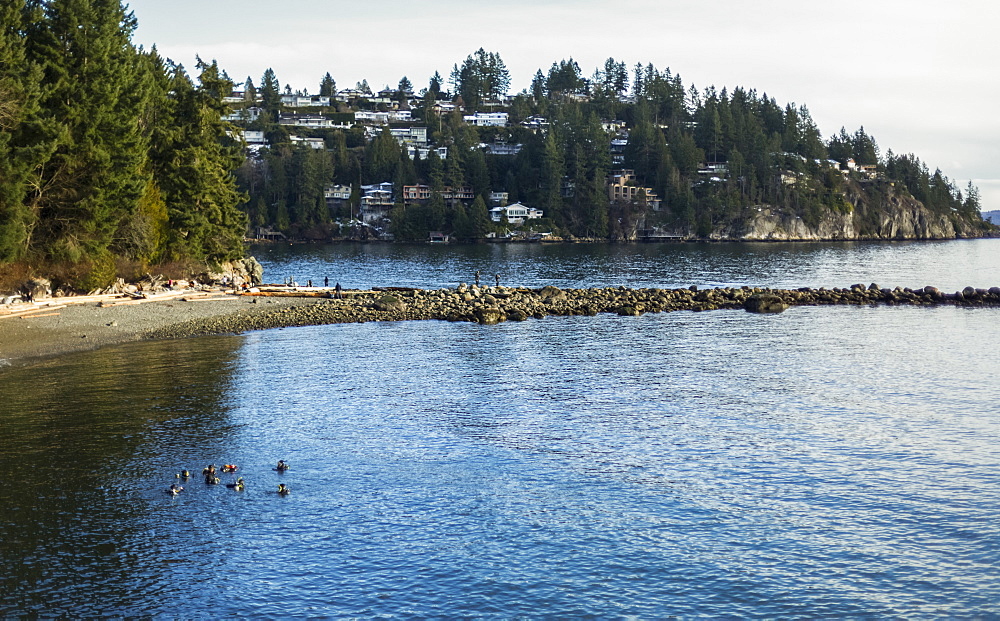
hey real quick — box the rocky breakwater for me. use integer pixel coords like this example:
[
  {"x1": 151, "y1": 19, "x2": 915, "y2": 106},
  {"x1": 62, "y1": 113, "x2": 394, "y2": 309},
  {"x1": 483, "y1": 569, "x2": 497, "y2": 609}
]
[{"x1": 141, "y1": 283, "x2": 1000, "y2": 342}]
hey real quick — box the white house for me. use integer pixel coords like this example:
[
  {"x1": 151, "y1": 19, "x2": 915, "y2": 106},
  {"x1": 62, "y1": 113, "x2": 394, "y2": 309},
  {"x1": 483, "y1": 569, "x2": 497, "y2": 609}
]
[
  {"x1": 464, "y1": 112, "x2": 508, "y2": 127},
  {"x1": 279, "y1": 114, "x2": 351, "y2": 129},
  {"x1": 406, "y1": 145, "x2": 448, "y2": 160},
  {"x1": 489, "y1": 202, "x2": 543, "y2": 224},
  {"x1": 242, "y1": 130, "x2": 266, "y2": 145},
  {"x1": 354, "y1": 110, "x2": 390, "y2": 125},
  {"x1": 290, "y1": 135, "x2": 326, "y2": 150},
  {"x1": 223, "y1": 106, "x2": 262, "y2": 123},
  {"x1": 280, "y1": 94, "x2": 331, "y2": 107}
]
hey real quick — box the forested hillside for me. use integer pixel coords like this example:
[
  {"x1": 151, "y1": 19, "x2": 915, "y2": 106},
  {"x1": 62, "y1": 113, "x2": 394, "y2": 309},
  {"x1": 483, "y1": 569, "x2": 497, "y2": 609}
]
[
  {"x1": 0, "y1": 0, "x2": 246, "y2": 290},
  {"x1": 237, "y1": 56, "x2": 991, "y2": 243},
  {"x1": 1, "y1": 2, "x2": 993, "y2": 292}
]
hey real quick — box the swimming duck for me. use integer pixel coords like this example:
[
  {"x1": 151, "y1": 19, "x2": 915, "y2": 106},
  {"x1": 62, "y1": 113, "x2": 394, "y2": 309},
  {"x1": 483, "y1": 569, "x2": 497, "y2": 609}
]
[
  {"x1": 175, "y1": 470, "x2": 191, "y2": 479},
  {"x1": 277, "y1": 483, "x2": 290, "y2": 495},
  {"x1": 274, "y1": 460, "x2": 289, "y2": 472},
  {"x1": 202, "y1": 464, "x2": 217, "y2": 476},
  {"x1": 167, "y1": 483, "x2": 184, "y2": 495},
  {"x1": 226, "y1": 477, "x2": 245, "y2": 491},
  {"x1": 221, "y1": 464, "x2": 238, "y2": 473},
  {"x1": 205, "y1": 474, "x2": 220, "y2": 485}
]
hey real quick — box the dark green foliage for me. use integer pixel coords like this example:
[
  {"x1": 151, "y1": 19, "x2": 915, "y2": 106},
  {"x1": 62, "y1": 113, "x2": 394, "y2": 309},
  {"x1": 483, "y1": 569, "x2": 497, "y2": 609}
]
[
  {"x1": 452, "y1": 48, "x2": 510, "y2": 110},
  {"x1": 0, "y1": 0, "x2": 251, "y2": 282},
  {"x1": 229, "y1": 52, "x2": 987, "y2": 244},
  {"x1": 150, "y1": 59, "x2": 247, "y2": 262}
]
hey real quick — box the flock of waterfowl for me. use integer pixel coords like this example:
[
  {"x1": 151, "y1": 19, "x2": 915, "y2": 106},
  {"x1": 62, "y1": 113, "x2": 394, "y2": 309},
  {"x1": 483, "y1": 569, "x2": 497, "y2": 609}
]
[{"x1": 166, "y1": 460, "x2": 290, "y2": 496}]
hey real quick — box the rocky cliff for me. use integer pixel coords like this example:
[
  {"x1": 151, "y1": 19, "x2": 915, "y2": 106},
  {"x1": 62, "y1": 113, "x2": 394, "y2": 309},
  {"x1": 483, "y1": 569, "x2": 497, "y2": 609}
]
[{"x1": 658, "y1": 180, "x2": 995, "y2": 242}]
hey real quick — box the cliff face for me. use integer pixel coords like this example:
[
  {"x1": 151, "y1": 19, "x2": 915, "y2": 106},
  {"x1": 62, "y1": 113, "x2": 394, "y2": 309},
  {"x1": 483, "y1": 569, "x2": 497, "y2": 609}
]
[{"x1": 662, "y1": 181, "x2": 993, "y2": 242}]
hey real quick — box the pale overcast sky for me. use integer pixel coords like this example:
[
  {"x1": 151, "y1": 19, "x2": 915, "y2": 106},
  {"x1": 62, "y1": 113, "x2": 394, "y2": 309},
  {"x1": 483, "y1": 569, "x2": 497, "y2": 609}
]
[{"x1": 127, "y1": 0, "x2": 1000, "y2": 210}]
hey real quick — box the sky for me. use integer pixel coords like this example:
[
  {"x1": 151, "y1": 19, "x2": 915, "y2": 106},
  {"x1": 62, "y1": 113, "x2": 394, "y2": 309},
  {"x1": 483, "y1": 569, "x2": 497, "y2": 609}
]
[{"x1": 127, "y1": 0, "x2": 1000, "y2": 211}]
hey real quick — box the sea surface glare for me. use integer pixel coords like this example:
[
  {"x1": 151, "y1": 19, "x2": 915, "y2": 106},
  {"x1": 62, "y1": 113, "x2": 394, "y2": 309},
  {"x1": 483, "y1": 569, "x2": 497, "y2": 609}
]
[{"x1": 1, "y1": 240, "x2": 999, "y2": 617}]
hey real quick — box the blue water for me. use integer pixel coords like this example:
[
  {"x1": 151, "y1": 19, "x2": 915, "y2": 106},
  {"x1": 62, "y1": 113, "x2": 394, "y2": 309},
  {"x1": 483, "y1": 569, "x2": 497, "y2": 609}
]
[
  {"x1": 2, "y1": 241, "x2": 999, "y2": 618},
  {"x1": 252, "y1": 238, "x2": 1000, "y2": 291}
]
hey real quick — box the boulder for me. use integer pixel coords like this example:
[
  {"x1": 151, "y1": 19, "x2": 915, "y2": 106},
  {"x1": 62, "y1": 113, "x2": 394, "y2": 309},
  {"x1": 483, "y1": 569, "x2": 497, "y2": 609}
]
[
  {"x1": 21, "y1": 278, "x2": 51, "y2": 301},
  {"x1": 506, "y1": 309, "x2": 529, "y2": 321},
  {"x1": 371, "y1": 294, "x2": 406, "y2": 312},
  {"x1": 538, "y1": 285, "x2": 566, "y2": 303},
  {"x1": 744, "y1": 294, "x2": 789, "y2": 314},
  {"x1": 474, "y1": 307, "x2": 506, "y2": 324}
]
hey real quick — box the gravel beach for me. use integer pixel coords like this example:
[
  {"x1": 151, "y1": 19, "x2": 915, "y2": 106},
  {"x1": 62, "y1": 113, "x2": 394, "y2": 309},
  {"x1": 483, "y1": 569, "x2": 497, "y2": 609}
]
[
  {"x1": 0, "y1": 291, "x2": 314, "y2": 367},
  {"x1": 5, "y1": 282, "x2": 999, "y2": 368}
]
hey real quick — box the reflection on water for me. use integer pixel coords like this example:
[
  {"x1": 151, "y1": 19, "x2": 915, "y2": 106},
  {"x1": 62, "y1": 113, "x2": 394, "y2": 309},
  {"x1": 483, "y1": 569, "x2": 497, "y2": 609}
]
[
  {"x1": 2, "y1": 305, "x2": 998, "y2": 617},
  {"x1": 0, "y1": 337, "x2": 243, "y2": 616}
]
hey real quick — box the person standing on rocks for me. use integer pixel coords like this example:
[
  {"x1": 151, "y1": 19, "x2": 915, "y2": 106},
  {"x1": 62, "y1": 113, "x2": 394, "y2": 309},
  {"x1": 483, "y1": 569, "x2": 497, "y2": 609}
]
[
  {"x1": 494, "y1": 274, "x2": 500, "y2": 287},
  {"x1": 475, "y1": 270, "x2": 481, "y2": 286},
  {"x1": 335, "y1": 283, "x2": 343, "y2": 299}
]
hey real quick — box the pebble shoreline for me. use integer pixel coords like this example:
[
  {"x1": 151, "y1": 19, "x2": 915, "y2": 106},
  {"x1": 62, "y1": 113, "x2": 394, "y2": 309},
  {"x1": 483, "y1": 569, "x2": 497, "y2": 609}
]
[{"x1": 144, "y1": 283, "x2": 1000, "y2": 340}]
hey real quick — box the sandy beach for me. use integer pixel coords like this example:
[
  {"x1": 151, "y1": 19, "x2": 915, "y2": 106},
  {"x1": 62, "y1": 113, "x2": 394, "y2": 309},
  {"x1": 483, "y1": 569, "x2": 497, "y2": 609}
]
[{"x1": 0, "y1": 289, "x2": 314, "y2": 367}]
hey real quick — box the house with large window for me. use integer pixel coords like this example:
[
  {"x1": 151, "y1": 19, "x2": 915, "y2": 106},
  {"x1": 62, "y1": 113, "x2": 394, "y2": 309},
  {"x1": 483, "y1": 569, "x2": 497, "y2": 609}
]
[
  {"x1": 463, "y1": 112, "x2": 508, "y2": 127},
  {"x1": 489, "y1": 202, "x2": 543, "y2": 224},
  {"x1": 607, "y1": 169, "x2": 661, "y2": 210}
]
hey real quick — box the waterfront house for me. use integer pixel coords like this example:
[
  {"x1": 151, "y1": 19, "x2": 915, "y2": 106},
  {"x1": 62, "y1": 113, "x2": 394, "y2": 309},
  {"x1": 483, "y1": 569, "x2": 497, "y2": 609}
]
[{"x1": 489, "y1": 202, "x2": 543, "y2": 224}]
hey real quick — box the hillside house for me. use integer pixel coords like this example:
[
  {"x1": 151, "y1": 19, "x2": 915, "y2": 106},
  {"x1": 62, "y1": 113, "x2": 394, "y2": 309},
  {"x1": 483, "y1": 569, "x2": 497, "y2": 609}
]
[
  {"x1": 463, "y1": 112, "x2": 508, "y2": 127},
  {"x1": 406, "y1": 145, "x2": 448, "y2": 160},
  {"x1": 290, "y1": 135, "x2": 325, "y2": 149},
  {"x1": 279, "y1": 114, "x2": 350, "y2": 130},
  {"x1": 402, "y1": 185, "x2": 473, "y2": 204},
  {"x1": 482, "y1": 143, "x2": 522, "y2": 156},
  {"x1": 489, "y1": 202, "x2": 543, "y2": 224},
  {"x1": 281, "y1": 94, "x2": 331, "y2": 107},
  {"x1": 607, "y1": 170, "x2": 662, "y2": 210},
  {"x1": 354, "y1": 110, "x2": 390, "y2": 125},
  {"x1": 391, "y1": 127, "x2": 428, "y2": 146}
]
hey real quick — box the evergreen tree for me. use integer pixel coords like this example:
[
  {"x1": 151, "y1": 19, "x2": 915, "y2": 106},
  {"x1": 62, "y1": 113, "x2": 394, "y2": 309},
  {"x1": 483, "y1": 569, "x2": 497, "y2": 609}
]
[
  {"x1": 319, "y1": 72, "x2": 336, "y2": 97},
  {"x1": 25, "y1": 0, "x2": 153, "y2": 276},
  {"x1": 259, "y1": 67, "x2": 281, "y2": 118},
  {"x1": 468, "y1": 195, "x2": 491, "y2": 238},
  {"x1": 151, "y1": 60, "x2": 247, "y2": 262},
  {"x1": 540, "y1": 129, "x2": 565, "y2": 223},
  {"x1": 0, "y1": 0, "x2": 50, "y2": 261},
  {"x1": 243, "y1": 76, "x2": 257, "y2": 102}
]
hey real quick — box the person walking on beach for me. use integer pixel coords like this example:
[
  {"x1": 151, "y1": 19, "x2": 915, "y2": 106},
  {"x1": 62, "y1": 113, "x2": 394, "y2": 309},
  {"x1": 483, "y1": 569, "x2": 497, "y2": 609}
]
[{"x1": 324, "y1": 276, "x2": 329, "y2": 288}]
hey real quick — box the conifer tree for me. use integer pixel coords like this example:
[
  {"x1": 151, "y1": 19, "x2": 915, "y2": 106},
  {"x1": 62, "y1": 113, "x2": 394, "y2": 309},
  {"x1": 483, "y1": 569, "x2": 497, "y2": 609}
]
[
  {"x1": 319, "y1": 72, "x2": 336, "y2": 97},
  {"x1": 24, "y1": 0, "x2": 153, "y2": 277},
  {"x1": 0, "y1": 0, "x2": 50, "y2": 261},
  {"x1": 151, "y1": 60, "x2": 247, "y2": 262}
]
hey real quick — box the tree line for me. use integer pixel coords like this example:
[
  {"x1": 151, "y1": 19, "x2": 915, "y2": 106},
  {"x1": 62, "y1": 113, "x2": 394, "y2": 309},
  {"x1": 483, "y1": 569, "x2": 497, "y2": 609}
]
[
  {"x1": 0, "y1": 0, "x2": 246, "y2": 289},
  {"x1": 239, "y1": 55, "x2": 987, "y2": 243},
  {"x1": 2, "y1": 2, "x2": 989, "y2": 289}
]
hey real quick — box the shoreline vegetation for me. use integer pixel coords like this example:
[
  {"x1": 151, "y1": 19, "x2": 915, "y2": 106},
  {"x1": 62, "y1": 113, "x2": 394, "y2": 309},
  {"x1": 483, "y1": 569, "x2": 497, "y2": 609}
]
[
  {"x1": 3, "y1": 282, "x2": 999, "y2": 368},
  {"x1": 3, "y1": 3, "x2": 996, "y2": 296}
]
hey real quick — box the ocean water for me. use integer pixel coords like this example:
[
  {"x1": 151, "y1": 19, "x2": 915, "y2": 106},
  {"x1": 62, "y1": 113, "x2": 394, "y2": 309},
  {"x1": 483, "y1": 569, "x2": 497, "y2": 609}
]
[{"x1": 1, "y1": 240, "x2": 999, "y2": 618}]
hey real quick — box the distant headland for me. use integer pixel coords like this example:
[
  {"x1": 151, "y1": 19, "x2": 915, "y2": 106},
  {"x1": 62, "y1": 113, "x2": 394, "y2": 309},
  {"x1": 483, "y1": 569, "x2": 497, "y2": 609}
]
[{"x1": 1, "y1": 3, "x2": 995, "y2": 293}]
